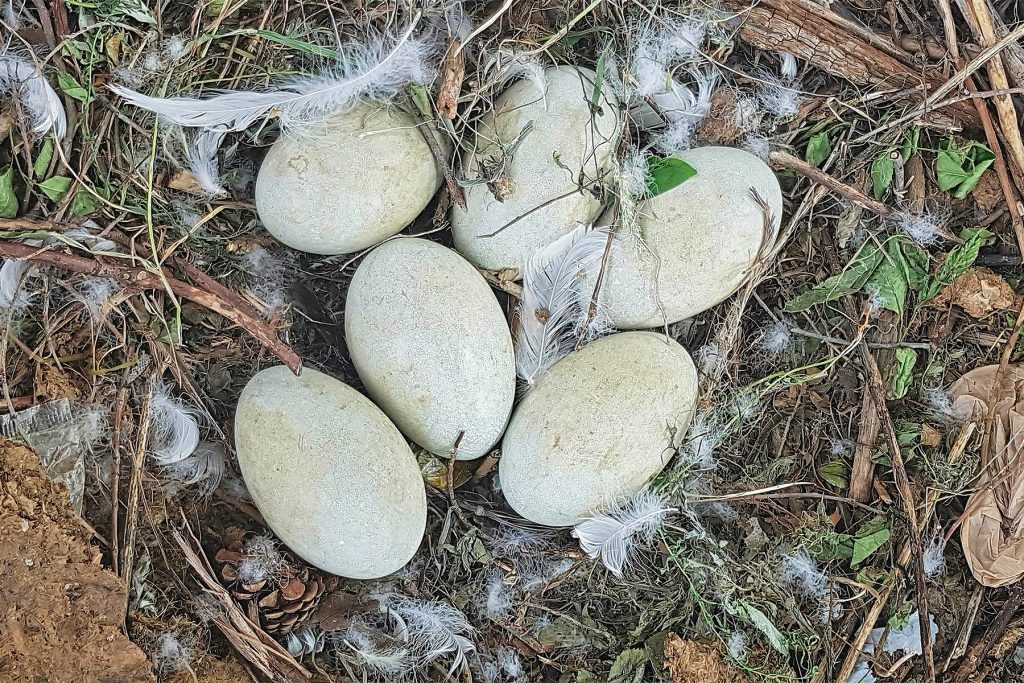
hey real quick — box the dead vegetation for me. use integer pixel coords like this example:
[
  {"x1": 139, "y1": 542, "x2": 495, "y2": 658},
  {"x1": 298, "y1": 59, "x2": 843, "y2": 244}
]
[{"x1": 2, "y1": 0, "x2": 1024, "y2": 681}]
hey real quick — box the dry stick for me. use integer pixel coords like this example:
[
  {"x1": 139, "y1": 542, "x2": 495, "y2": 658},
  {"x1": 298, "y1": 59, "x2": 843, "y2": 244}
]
[
  {"x1": 0, "y1": 240, "x2": 302, "y2": 374},
  {"x1": 480, "y1": 188, "x2": 583, "y2": 238},
  {"x1": 768, "y1": 151, "x2": 893, "y2": 216},
  {"x1": 853, "y1": 22, "x2": 1024, "y2": 143},
  {"x1": 861, "y1": 347, "x2": 936, "y2": 682},
  {"x1": 109, "y1": 386, "x2": 128, "y2": 578},
  {"x1": 447, "y1": 430, "x2": 471, "y2": 529},
  {"x1": 952, "y1": 583, "x2": 1024, "y2": 682},
  {"x1": 969, "y1": 0, "x2": 1024, "y2": 182},
  {"x1": 403, "y1": 92, "x2": 466, "y2": 210},
  {"x1": 120, "y1": 389, "x2": 151, "y2": 586},
  {"x1": 171, "y1": 519, "x2": 311, "y2": 683}
]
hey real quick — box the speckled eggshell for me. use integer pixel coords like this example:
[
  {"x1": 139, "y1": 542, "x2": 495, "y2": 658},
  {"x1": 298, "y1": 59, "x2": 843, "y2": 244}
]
[
  {"x1": 255, "y1": 102, "x2": 442, "y2": 255},
  {"x1": 345, "y1": 238, "x2": 516, "y2": 460},
  {"x1": 499, "y1": 332, "x2": 698, "y2": 527},
  {"x1": 599, "y1": 146, "x2": 783, "y2": 329},
  {"x1": 451, "y1": 66, "x2": 620, "y2": 274},
  {"x1": 234, "y1": 366, "x2": 426, "y2": 579}
]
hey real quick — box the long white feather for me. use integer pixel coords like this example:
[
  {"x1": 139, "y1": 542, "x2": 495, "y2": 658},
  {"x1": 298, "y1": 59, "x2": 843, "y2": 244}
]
[
  {"x1": 572, "y1": 489, "x2": 675, "y2": 577},
  {"x1": 342, "y1": 626, "x2": 414, "y2": 675},
  {"x1": 516, "y1": 226, "x2": 608, "y2": 386},
  {"x1": 148, "y1": 382, "x2": 201, "y2": 465},
  {"x1": 0, "y1": 54, "x2": 66, "y2": 139},
  {"x1": 108, "y1": 20, "x2": 434, "y2": 134},
  {"x1": 186, "y1": 129, "x2": 227, "y2": 196}
]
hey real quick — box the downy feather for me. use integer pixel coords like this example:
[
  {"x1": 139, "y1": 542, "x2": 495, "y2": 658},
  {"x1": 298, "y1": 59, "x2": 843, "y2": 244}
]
[
  {"x1": 0, "y1": 258, "x2": 34, "y2": 310},
  {"x1": 73, "y1": 276, "x2": 119, "y2": 316},
  {"x1": 286, "y1": 625, "x2": 325, "y2": 658},
  {"x1": 373, "y1": 594, "x2": 476, "y2": 675},
  {"x1": 160, "y1": 441, "x2": 225, "y2": 497},
  {"x1": 342, "y1": 626, "x2": 414, "y2": 675},
  {"x1": 0, "y1": 54, "x2": 66, "y2": 138},
  {"x1": 500, "y1": 54, "x2": 548, "y2": 106},
  {"x1": 148, "y1": 382, "x2": 201, "y2": 465},
  {"x1": 516, "y1": 226, "x2": 609, "y2": 386},
  {"x1": 109, "y1": 20, "x2": 434, "y2": 134},
  {"x1": 572, "y1": 488, "x2": 675, "y2": 577},
  {"x1": 187, "y1": 129, "x2": 227, "y2": 196}
]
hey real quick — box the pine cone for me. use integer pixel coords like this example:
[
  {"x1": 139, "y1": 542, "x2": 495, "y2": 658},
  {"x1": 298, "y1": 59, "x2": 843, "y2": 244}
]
[{"x1": 215, "y1": 533, "x2": 326, "y2": 635}]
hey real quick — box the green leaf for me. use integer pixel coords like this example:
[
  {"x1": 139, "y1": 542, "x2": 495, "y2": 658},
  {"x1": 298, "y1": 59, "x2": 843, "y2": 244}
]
[
  {"x1": 805, "y1": 131, "x2": 831, "y2": 167},
  {"x1": 865, "y1": 238, "x2": 910, "y2": 316},
  {"x1": 57, "y1": 72, "x2": 90, "y2": 104},
  {"x1": 902, "y1": 242, "x2": 930, "y2": 293},
  {"x1": 871, "y1": 154, "x2": 894, "y2": 200},
  {"x1": 887, "y1": 348, "x2": 917, "y2": 400},
  {"x1": 37, "y1": 175, "x2": 72, "y2": 202},
  {"x1": 819, "y1": 459, "x2": 850, "y2": 489},
  {"x1": 922, "y1": 227, "x2": 994, "y2": 300},
  {"x1": 737, "y1": 602, "x2": 788, "y2": 655},
  {"x1": 70, "y1": 187, "x2": 99, "y2": 217},
  {"x1": 33, "y1": 138, "x2": 54, "y2": 178},
  {"x1": 784, "y1": 242, "x2": 884, "y2": 312},
  {"x1": 936, "y1": 139, "x2": 995, "y2": 199},
  {"x1": 900, "y1": 128, "x2": 920, "y2": 162},
  {"x1": 407, "y1": 84, "x2": 431, "y2": 117},
  {"x1": 609, "y1": 648, "x2": 648, "y2": 682},
  {"x1": 0, "y1": 167, "x2": 17, "y2": 218},
  {"x1": 590, "y1": 44, "x2": 611, "y2": 111},
  {"x1": 645, "y1": 632, "x2": 669, "y2": 673},
  {"x1": 852, "y1": 525, "x2": 891, "y2": 567},
  {"x1": 646, "y1": 155, "x2": 697, "y2": 197}
]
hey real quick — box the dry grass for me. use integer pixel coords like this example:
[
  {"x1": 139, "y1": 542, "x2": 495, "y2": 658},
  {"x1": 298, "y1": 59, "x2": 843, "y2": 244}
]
[{"x1": 3, "y1": 0, "x2": 1024, "y2": 681}]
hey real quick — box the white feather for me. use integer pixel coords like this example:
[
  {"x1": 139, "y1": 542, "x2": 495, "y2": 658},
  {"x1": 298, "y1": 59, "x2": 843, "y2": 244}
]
[
  {"x1": 0, "y1": 54, "x2": 66, "y2": 139},
  {"x1": 756, "y1": 70, "x2": 800, "y2": 118},
  {"x1": 373, "y1": 594, "x2": 476, "y2": 675},
  {"x1": 342, "y1": 627, "x2": 414, "y2": 675},
  {"x1": 572, "y1": 488, "x2": 675, "y2": 577},
  {"x1": 286, "y1": 625, "x2": 325, "y2": 657},
  {"x1": 516, "y1": 226, "x2": 609, "y2": 386},
  {"x1": 73, "y1": 276, "x2": 119, "y2": 316},
  {"x1": 3, "y1": 0, "x2": 17, "y2": 29},
  {"x1": 0, "y1": 258, "x2": 34, "y2": 310},
  {"x1": 780, "y1": 52, "x2": 798, "y2": 81},
  {"x1": 148, "y1": 382, "x2": 201, "y2": 465},
  {"x1": 187, "y1": 129, "x2": 227, "y2": 196},
  {"x1": 500, "y1": 54, "x2": 548, "y2": 107},
  {"x1": 108, "y1": 21, "x2": 434, "y2": 134},
  {"x1": 160, "y1": 441, "x2": 225, "y2": 496},
  {"x1": 60, "y1": 224, "x2": 119, "y2": 253}
]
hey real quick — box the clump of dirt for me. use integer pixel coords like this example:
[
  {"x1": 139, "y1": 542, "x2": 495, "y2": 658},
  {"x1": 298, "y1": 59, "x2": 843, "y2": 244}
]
[
  {"x1": 664, "y1": 634, "x2": 744, "y2": 683},
  {"x1": 0, "y1": 439, "x2": 155, "y2": 682}
]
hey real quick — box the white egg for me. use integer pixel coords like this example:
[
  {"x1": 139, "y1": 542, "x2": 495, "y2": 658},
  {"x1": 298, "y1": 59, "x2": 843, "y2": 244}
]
[
  {"x1": 345, "y1": 238, "x2": 516, "y2": 460},
  {"x1": 499, "y1": 331, "x2": 698, "y2": 526},
  {"x1": 255, "y1": 102, "x2": 442, "y2": 255},
  {"x1": 234, "y1": 366, "x2": 426, "y2": 578},
  {"x1": 599, "y1": 146, "x2": 783, "y2": 328},
  {"x1": 451, "y1": 65, "x2": 620, "y2": 274}
]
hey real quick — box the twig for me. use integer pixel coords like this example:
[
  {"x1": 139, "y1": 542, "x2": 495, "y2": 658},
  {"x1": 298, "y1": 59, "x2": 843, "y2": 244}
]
[
  {"x1": 788, "y1": 326, "x2": 931, "y2": 349},
  {"x1": 171, "y1": 517, "x2": 311, "y2": 683},
  {"x1": 952, "y1": 583, "x2": 1024, "y2": 682},
  {"x1": 109, "y1": 386, "x2": 128, "y2": 577},
  {"x1": 479, "y1": 188, "x2": 584, "y2": 238},
  {"x1": 768, "y1": 150, "x2": 893, "y2": 216},
  {"x1": 968, "y1": 0, "x2": 1024, "y2": 181},
  {"x1": 0, "y1": 239, "x2": 302, "y2": 374},
  {"x1": 447, "y1": 431, "x2": 470, "y2": 529},
  {"x1": 861, "y1": 347, "x2": 935, "y2": 682},
  {"x1": 403, "y1": 92, "x2": 466, "y2": 210}
]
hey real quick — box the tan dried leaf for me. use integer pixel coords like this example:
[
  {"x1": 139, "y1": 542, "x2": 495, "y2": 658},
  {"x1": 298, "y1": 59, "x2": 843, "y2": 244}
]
[
  {"x1": 952, "y1": 364, "x2": 1024, "y2": 587},
  {"x1": 931, "y1": 267, "x2": 1021, "y2": 319}
]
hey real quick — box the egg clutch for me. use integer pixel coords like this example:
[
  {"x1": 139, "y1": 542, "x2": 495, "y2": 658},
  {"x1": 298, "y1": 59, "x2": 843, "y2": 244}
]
[{"x1": 234, "y1": 65, "x2": 783, "y2": 580}]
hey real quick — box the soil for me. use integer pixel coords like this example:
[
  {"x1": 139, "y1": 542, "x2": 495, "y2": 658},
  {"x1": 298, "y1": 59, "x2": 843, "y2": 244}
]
[{"x1": 0, "y1": 439, "x2": 155, "y2": 683}]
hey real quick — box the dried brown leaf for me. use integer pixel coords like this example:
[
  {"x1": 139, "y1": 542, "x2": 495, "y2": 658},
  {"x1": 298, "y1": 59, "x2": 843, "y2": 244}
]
[
  {"x1": 931, "y1": 267, "x2": 1021, "y2": 319},
  {"x1": 952, "y1": 364, "x2": 1024, "y2": 587}
]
